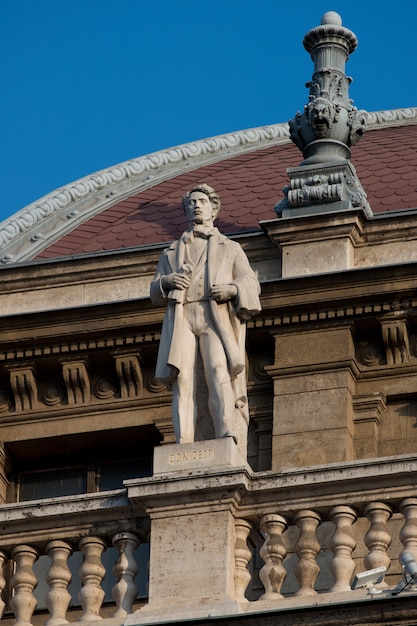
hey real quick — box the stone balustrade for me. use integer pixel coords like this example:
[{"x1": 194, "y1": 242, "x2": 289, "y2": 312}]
[
  {"x1": 235, "y1": 497, "x2": 417, "y2": 602},
  {"x1": 0, "y1": 489, "x2": 149, "y2": 626},
  {"x1": 2, "y1": 532, "x2": 147, "y2": 626},
  {"x1": 0, "y1": 456, "x2": 416, "y2": 625}
]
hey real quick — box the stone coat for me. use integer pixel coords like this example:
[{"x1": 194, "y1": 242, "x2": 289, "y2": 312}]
[{"x1": 150, "y1": 228, "x2": 261, "y2": 394}]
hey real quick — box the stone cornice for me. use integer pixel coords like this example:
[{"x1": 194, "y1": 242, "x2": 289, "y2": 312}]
[{"x1": 0, "y1": 108, "x2": 416, "y2": 264}]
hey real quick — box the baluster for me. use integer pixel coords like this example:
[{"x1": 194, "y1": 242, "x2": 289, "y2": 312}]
[
  {"x1": 78, "y1": 536, "x2": 106, "y2": 621},
  {"x1": 0, "y1": 550, "x2": 7, "y2": 619},
  {"x1": 10, "y1": 545, "x2": 38, "y2": 626},
  {"x1": 399, "y1": 498, "x2": 417, "y2": 586},
  {"x1": 259, "y1": 514, "x2": 288, "y2": 600},
  {"x1": 45, "y1": 540, "x2": 73, "y2": 626},
  {"x1": 364, "y1": 502, "x2": 392, "y2": 588},
  {"x1": 111, "y1": 532, "x2": 139, "y2": 617},
  {"x1": 234, "y1": 519, "x2": 252, "y2": 602},
  {"x1": 329, "y1": 505, "x2": 357, "y2": 592},
  {"x1": 294, "y1": 509, "x2": 321, "y2": 596}
]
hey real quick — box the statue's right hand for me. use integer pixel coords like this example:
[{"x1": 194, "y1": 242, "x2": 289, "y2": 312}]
[{"x1": 161, "y1": 272, "x2": 191, "y2": 291}]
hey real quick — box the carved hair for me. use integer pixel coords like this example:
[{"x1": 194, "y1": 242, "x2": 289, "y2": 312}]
[{"x1": 182, "y1": 183, "x2": 221, "y2": 217}]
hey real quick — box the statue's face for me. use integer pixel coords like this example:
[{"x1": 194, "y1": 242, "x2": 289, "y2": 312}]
[{"x1": 185, "y1": 191, "x2": 214, "y2": 226}]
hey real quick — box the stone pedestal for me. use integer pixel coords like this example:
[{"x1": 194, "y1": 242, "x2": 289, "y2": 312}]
[
  {"x1": 154, "y1": 437, "x2": 247, "y2": 474},
  {"x1": 261, "y1": 208, "x2": 367, "y2": 278},
  {"x1": 126, "y1": 439, "x2": 249, "y2": 623}
]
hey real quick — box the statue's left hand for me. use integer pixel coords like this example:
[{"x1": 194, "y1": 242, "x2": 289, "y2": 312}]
[{"x1": 209, "y1": 284, "x2": 238, "y2": 302}]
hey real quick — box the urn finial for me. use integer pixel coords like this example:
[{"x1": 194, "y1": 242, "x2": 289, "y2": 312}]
[{"x1": 288, "y1": 12, "x2": 367, "y2": 165}]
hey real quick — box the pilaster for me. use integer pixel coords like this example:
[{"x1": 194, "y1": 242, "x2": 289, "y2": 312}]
[{"x1": 267, "y1": 325, "x2": 358, "y2": 469}]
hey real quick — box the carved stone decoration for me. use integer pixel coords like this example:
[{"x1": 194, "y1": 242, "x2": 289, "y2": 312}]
[
  {"x1": 357, "y1": 341, "x2": 384, "y2": 367},
  {"x1": 277, "y1": 12, "x2": 371, "y2": 219},
  {"x1": 275, "y1": 155, "x2": 372, "y2": 219},
  {"x1": 10, "y1": 544, "x2": 39, "y2": 626},
  {"x1": 234, "y1": 519, "x2": 252, "y2": 602},
  {"x1": 42, "y1": 382, "x2": 65, "y2": 406},
  {"x1": 380, "y1": 314, "x2": 411, "y2": 365},
  {"x1": 288, "y1": 12, "x2": 367, "y2": 165},
  {"x1": 252, "y1": 354, "x2": 274, "y2": 381},
  {"x1": 113, "y1": 353, "x2": 143, "y2": 399},
  {"x1": 294, "y1": 510, "x2": 321, "y2": 596},
  {"x1": 94, "y1": 377, "x2": 117, "y2": 400},
  {"x1": 61, "y1": 359, "x2": 91, "y2": 405},
  {"x1": 8, "y1": 365, "x2": 40, "y2": 412},
  {"x1": 258, "y1": 514, "x2": 288, "y2": 600},
  {"x1": 145, "y1": 374, "x2": 166, "y2": 394},
  {"x1": 45, "y1": 540, "x2": 73, "y2": 626}
]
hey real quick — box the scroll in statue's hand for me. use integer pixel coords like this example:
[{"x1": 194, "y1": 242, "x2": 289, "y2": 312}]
[
  {"x1": 209, "y1": 284, "x2": 238, "y2": 302},
  {"x1": 161, "y1": 272, "x2": 191, "y2": 291}
]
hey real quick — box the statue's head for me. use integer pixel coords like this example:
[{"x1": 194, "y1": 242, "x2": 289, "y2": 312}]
[{"x1": 182, "y1": 184, "x2": 221, "y2": 219}]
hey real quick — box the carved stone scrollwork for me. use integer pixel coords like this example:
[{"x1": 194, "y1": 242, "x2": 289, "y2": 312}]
[
  {"x1": 252, "y1": 355, "x2": 273, "y2": 381},
  {"x1": 380, "y1": 314, "x2": 410, "y2": 365},
  {"x1": 41, "y1": 382, "x2": 65, "y2": 406},
  {"x1": 8, "y1": 365, "x2": 40, "y2": 412},
  {"x1": 61, "y1": 359, "x2": 91, "y2": 405},
  {"x1": 275, "y1": 162, "x2": 372, "y2": 217},
  {"x1": 113, "y1": 353, "x2": 143, "y2": 399},
  {"x1": 346, "y1": 175, "x2": 368, "y2": 207},
  {"x1": 94, "y1": 377, "x2": 117, "y2": 400},
  {"x1": 357, "y1": 341, "x2": 384, "y2": 367},
  {"x1": 286, "y1": 172, "x2": 343, "y2": 207},
  {"x1": 146, "y1": 374, "x2": 166, "y2": 394}
]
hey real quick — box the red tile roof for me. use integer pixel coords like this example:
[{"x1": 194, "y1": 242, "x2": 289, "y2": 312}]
[{"x1": 36, "y1": 125, "x2": 417, "y2": 260}]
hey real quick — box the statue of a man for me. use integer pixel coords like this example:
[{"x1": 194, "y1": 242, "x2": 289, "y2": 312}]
[{"x1": 150, "y1": 184, "x2": 261, "y2": 445}]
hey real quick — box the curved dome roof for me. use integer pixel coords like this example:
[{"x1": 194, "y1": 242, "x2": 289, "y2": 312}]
[{"x1": 1, "y1": 107, "x2": 417, "y2": 265}]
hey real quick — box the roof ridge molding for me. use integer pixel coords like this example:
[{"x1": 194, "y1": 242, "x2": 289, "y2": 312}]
[
  {"x1": 1, "y1": 107, "x2": 416, "y2": 264},
  {"x1": 366, "y1": 107, "x2": 417, "y2": 129}
]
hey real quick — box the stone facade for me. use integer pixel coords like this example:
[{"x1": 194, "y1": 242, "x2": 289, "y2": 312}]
[{"x1": 0, "y1": 10, "x2": 415, "y2": 626}]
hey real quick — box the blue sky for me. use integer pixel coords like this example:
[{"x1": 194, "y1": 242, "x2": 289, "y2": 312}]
[{"x1": 1, "y1": 0, "x2": 416, "y2": 223}]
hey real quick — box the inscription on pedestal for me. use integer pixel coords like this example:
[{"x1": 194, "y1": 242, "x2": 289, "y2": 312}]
[
  {"x1": 169, "y1": 448, "x2": 215, "y2": 464},
  {"x1": 153, "y1": 438, "x2": 247, "y2": 474}
]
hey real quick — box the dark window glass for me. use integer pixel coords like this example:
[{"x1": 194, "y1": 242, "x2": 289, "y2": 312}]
[
  {"x1": 19, "y1": 468, "x2": 87, "y2": 501},
  {"x1": 99, "y1": 458, "x2": 152, "y2": 491}
]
